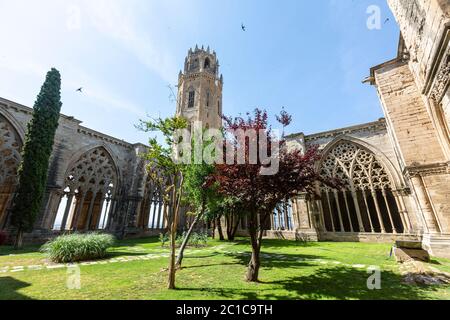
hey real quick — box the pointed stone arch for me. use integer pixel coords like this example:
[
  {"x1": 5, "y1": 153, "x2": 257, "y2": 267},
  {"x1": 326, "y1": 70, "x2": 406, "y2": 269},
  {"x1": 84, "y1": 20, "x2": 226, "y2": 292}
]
[
  {"x1": 317, "y1": 135, "x2": 404, "y2": 190},
  {"x1": 52, "y1": 145, "x2": 120, "y2": 231},
  {"x1": 317, "y1": 137, "x2": 409, "y2": 234},
  {"x1": 0, "y1": 111, "x2": 24, "y2": 228}
]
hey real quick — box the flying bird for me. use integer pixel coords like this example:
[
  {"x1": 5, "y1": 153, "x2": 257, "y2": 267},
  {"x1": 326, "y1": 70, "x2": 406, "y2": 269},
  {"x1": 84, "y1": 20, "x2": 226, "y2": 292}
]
[
  {"x1": 241, "y1": 23, "x2": 246, "y2": 32},
  {"x1": 76, "y1": 87, "x2": 83, "y2": 93}
]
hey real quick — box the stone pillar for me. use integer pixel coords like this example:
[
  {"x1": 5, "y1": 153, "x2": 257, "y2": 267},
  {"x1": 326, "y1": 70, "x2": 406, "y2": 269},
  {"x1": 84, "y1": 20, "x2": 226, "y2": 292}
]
[
  {"x1": 60, "y1": 193, "x2": 75, "y2": 231},
  {"x1": 409, "y1": 174, "x2": 441, "y2": 234},
  {"x1": 36, "y1": 187, "x2": 62, "y2": 230}
]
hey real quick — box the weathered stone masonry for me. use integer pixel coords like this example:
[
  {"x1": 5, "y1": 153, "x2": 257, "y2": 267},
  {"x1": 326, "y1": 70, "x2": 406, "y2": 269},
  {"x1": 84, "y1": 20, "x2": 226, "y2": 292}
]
[
  {"x1": 0, "y1": 97, "x2": 154, "y2": 242},
  {"x1": 0, "y1": 0, "x2": 449, "y2": 259}
]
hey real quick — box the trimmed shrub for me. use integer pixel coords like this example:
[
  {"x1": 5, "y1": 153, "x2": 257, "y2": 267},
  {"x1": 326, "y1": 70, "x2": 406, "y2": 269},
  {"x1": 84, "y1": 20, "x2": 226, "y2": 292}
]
[
  {"x1": 0, "y1": 231, "x2": 7, "y2": 246},
  {"x1": 41, "y1": 233, "x2": 115, "y2": 263}
]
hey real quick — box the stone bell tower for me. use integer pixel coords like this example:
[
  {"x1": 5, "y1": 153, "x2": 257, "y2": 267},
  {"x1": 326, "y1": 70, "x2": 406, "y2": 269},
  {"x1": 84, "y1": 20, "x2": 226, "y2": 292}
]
[{"x1": 176, "y1": 45, "x2": 223, "y2": 129}]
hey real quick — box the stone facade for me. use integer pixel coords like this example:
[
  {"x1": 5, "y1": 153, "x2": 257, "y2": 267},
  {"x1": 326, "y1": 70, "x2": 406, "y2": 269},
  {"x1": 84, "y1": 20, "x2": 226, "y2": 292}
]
[
  {"x1": 0, "y1": 1, "x2": 449, "y2": 258},
  {"x1": 267, "y1": 0, "x2": 449, "y2": 258},
  {"x1": 176, "y1": 45, "x2": 223, "y2": 129},
  {"x1": 376, "y1": 0, "x2": 450, "y2": 257},
  {"x1": 0, "y1": 97, "x2": 152, "y2": 242}
]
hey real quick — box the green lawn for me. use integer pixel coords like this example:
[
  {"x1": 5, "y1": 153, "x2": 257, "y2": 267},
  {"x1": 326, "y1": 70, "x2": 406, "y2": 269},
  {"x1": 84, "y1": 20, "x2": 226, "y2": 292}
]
[{"x1": 0, "y1": 237, "x2": 449, "y2": 300}]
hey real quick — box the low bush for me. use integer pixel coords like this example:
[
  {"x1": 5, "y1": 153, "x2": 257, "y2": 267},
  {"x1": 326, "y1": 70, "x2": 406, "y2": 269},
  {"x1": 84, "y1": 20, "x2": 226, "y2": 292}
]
[
  {"x1": 41, "y1": 233, "x2": 115, "y2": 263},
  {"x1": 0, "y1": 231, "x2": 7, "y2": 246},
  {"x1": 159, "y1": 233, "x2": 169, "y2": 247},
  {"x1": 176, "y1": 231, "x2": 209, "y2": 248}
]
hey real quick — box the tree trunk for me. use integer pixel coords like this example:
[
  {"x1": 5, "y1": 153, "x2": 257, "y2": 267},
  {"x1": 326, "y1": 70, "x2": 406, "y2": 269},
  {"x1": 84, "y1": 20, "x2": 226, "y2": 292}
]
[
  {"x1": 168, "y1": 222, "x2": 177, "y2": 289},
  {"x1": 14, "y1": 229, "x2": 24, "y2": 250},
  {"x1": 246, "y1": 211, "x2": 267, "y2": 282},
  {"x1": 211, "y1": 219, "x2": 216, "y2": 239},
  {"x1": 167, "y1": 175, "x2": 183, "y2": 290},
  {"x1": 216, "y1": 217, "x2": 225, "y2": 241},
  {"x1": 229, "y1": 217, "x2": 240, "y2": 241},
  {"x1": 246, "y1": 226, "x2": 261, "y2": 282},
  {"x1": 176, "y1": 201, "x2": 205, "y2": 268}
]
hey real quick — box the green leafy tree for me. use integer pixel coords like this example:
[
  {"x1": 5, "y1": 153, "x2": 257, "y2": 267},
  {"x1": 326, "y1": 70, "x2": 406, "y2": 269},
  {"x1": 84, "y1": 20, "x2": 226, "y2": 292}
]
[
  {"x1": 205, "y1": 195, "x2": 244, "y2": 241},
  {"x1": 175, "y1": 153, "x2": 216, "y2": 268},
  {"x1": 10, "y1": 68, "x2": 62, "y2": 249},
  {"x1": 138, "y1": 116, "x2": 188, "y2": 289}
]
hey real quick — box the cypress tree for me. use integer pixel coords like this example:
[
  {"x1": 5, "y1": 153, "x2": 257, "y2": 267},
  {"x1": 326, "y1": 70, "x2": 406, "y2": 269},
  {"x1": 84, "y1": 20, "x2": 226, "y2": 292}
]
[{"x1": 10, "y1": 68, "x2": 62, "y2": 249}]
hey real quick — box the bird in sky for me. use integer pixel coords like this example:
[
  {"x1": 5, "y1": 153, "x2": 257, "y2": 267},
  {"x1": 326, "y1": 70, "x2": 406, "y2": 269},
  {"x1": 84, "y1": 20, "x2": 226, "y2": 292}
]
[
  {"x1": 241, "y1": 23, "x2": 246, "y2": 32},
  {"x1": 76, "y1": 87, "x2": 83, "y2": 93},
  {"x1": 384, "y1": 18, "x2": 390, "y2": 24}
]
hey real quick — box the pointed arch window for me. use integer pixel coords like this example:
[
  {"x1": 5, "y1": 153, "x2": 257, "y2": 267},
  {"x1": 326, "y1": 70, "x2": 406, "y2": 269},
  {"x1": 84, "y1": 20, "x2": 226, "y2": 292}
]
[
  {"x1": 318, "y1": 141, "x2": 407, "y2": 234},
  {"x1": 52, "y1": 147, "x2": 118, "y2": 232},
  {"x1": 188, "y1": 90, "x2": 195, "y2": 109},
  {"x1": 206, "y1": 90, "x2": 210, "y2": 107},
  {"x1": 0, "y1": 114, "x2": 23, "y2": 228},
  {"x1": 204, "y1": 58, "x2": 211, "y2": 69}
]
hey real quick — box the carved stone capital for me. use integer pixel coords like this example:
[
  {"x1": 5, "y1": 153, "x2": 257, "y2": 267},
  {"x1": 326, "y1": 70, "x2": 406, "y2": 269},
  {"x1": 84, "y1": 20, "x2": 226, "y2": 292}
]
[
  {"x1": 404, "y1": 162, "x2": 450, "y2": 179},
  {"x1": 428, "y1": 28, "x2": 450, "y2": 103}
]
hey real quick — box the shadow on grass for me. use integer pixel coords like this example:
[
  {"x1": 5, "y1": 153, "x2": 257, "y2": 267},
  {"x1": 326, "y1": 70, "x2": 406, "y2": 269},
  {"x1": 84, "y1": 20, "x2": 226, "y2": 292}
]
[
  {"x1": 0, "y1": 277, "x2": 34, "y2": 300},
  {"x1": 0, "y1": 245, "x2": 41, "y2": 256},
  {"x1": 177, "y1": 266, "x2": 442, "y2": 300},
  {"x1": 114, "y1": 237, "x2": 161, "y2": 247},
  {"x1": 222, "y1": 251, "x2": 326, "y2": 270},
  {"x1": 261, "y1": 266, "x2": 442, "y2": 300}
]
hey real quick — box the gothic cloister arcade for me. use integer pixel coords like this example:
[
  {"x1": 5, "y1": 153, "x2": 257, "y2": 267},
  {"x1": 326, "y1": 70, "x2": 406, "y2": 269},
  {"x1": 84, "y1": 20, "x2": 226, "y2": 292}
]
[
  {"x1": 136, "y1": 175, "x2": 167, "y2": 230},
  {"x1": 0, "y1": 113, "x2": 23, "y2": 228},
  {"x1": 317, "y1": 140, "x2": 411, "y2": 235},
  {"x1": 52, "y1": 147, "x2": 118, "y2": 232}
]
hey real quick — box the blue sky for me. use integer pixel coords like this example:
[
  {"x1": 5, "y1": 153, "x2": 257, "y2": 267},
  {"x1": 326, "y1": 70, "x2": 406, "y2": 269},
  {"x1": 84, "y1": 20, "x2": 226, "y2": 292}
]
[{"x1": 0, "y1": 0, "x2": 399, "y2": 144}]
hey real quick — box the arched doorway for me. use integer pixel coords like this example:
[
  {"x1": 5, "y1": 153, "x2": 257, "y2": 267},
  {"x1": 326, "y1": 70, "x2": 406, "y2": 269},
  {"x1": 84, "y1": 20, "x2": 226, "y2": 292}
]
[
  {"x1": 0, "y1": 114, "x2": 23, "y2": 228},
  {"x1": 53, "y1": 147, "x2": 118, "y2": 231},
  {"x1": 319, "y1": 141, "x2": 408, "y2": 234}
]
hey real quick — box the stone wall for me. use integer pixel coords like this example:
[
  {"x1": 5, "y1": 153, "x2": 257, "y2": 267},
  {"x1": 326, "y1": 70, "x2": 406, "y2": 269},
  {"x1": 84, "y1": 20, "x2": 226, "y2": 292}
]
[
  {"x1": 374, "y1": 63, "x2": 446, "y2": 167},
  {"x1": 284, "y1": 119, "x2": 423, "y2": 243},
  {"x1": 0, "y1": 97, "x2": 149, "y2": 241},
  {"x1": 387, "y1": 0, "x2": 450, "y2": 93},
  {"x1": 369, "y1": 0, "x2": 450, "y2": 258}
]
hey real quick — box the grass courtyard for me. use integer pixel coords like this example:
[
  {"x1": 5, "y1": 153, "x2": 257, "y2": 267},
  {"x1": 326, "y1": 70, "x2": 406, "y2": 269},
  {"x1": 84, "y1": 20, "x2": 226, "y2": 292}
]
[{"x1": 0, "y1": 237, "x2": 449, "y2": 300}]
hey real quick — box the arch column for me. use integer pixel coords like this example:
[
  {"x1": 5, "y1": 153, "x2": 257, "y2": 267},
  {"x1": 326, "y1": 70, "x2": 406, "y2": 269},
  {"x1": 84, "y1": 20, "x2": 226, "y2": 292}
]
[
  {"x1": 393, "y1": 189, "x2": 412, "y2": 233},
  {"x1": 85, "y1": 191, "x2": 98, "y2": 231},
  {"x1": 100, "y1": 198, "x2": 111, "y2": 229},
  {"x1": 60, "y1": 192, "x2": 75, "y2": 231},
  {"x1": 333, "y1": 190, "x2": 345, "y2": 232},
  {"x1": 325, "y1": 189, "x2": 335, "y2": 232},
  {"x1": 71, "y1": 192, "x2": 86, "y2": 231},
  {"x1": 370, "y1": 189, "x2": 386, "y2": 233},
  {"x1": 350, "y1": 187, "x2": 365, "y2": 232},
  {"x1": 361, "y1": 190, "x2": 375, "y2": 233},
  {"x1": 382, "y1": 189, "x2": 397, "y2": 234}
]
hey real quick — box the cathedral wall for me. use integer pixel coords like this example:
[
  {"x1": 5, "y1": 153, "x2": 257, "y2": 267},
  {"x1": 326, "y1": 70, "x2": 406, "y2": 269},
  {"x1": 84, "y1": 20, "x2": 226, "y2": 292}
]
[
  {"x1": 0, "y1": 97, "x2": 146, "y2": 239},
  {"x1": 374, "y1": 63, "x2": 446, "y2": 166},
  {"x1": 422, "y1": 173, "x2": 450, "y2": 233},
  {"x1": 387, "y1": 0, "x2": 449, "y2": 91},
  {"x1": 373, "y1": 55, "x2": 450, "y2": 258},
  {"x1": 442, "y1": 88, "x2": 450, "y2": 130},
  {"x1": 304, "y1": 120, "x2": 401, "y2": 175}
]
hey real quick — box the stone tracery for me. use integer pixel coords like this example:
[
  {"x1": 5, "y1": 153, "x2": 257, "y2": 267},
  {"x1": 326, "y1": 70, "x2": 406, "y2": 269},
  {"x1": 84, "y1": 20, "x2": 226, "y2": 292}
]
[
  {"x1": 0, "y1": 114, "x2": 22, "y2": 227},
  {"x1": 137, "y1": 175, "x2": 167, "y2": 230},
  {"x1": 53, "y1": 147, "x2": 118, "y2": 231},
  {"x1": 319, "y1": 141, "x2": 407, "y2": 234}
]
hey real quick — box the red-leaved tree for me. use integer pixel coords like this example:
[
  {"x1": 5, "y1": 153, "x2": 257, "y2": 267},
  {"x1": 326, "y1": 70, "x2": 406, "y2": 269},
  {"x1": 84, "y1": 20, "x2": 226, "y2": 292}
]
[{"x1": 210, "y1": 109, "x2": 323, "y2": 282}]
